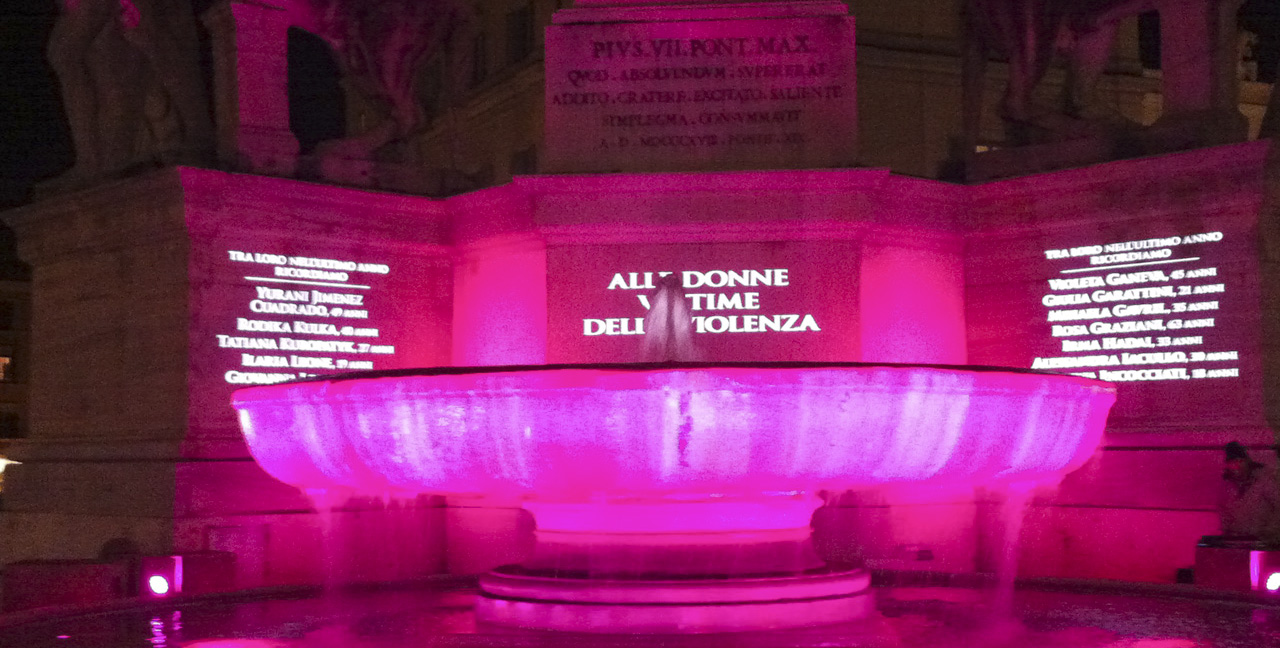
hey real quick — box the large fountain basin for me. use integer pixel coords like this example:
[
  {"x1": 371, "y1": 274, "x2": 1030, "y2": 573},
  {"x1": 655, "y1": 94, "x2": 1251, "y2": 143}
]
[
  {"x1": 232, "y1": 363, "x2": 1115, "y2": 499},
  {"x1": 232, "y1": 362, "x2": 1114, "y2": 632}
]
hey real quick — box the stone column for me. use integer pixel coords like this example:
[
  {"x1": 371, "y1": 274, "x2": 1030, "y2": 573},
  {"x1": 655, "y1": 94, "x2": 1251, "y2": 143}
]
[
  {"x1": 1154, "y1": 0, "x2": 1248, "y2": 144},
  {"x1": 0, "y1": 170, "x2": 190, "y2": 567},
  {"x1": 203, "y1": 1, "x2": 299, "y2": 176}
]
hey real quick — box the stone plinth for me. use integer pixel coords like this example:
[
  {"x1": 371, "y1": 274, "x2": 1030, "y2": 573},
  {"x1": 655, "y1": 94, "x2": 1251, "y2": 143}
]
[
  {"x1": 451, "y1": 169, "x2": 969, "y2": 368},
  {"x1": 0, "y1": 168, "x2": 454, "y2": 588},
  {"x1": 204, "y1": 1, "x2": 299, "y2": 177},
  {"x1": 964, "y1": 141, "x2": 1273, "y2": 582},
  {"x1": 544, "y1": 1, "x2": 857, "y2": 174},
  {"x1": 3, "y1": 140, "x2": 1277, "y2": 592}
]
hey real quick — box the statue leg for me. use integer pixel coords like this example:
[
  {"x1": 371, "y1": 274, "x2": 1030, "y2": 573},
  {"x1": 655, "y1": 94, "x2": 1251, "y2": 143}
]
[
  {"x1": 1063, "y1": 22, "x2": 1120, "y2": 119},
  {"x1": 87, "y1": 22, "x2": 150, "y2": 173},
  {"x1": 127, "y1": 1, "x2": 213, "y2": 161},
  {"x1": 961, "y1": 10, "x2": 990, "y2": 154},
  {"x1": 1062, "y1": 0, "x2": 1159, "y2": 121},
  {"x1": 315, "y1": 48, "x2": 425, "y2": 161},
  {"x1": 46, "y1": 2, "x2": 115, "y2": 179},
  {"x1": 997, "y1": 3, "x2": 1059, "y2": 143},
  {"x1": 315, "y1": 114, "x2": 400, "y2": 161}
]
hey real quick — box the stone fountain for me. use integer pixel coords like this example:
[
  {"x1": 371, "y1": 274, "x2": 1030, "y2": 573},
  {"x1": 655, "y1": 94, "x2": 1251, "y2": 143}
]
[
  {"x1": 233, "y1": 359, "x2": 1114, "y2": 632},
  {"x1": 0, "y1": 0, "x2": 1261, "y2": 619},
  {"x1": 229, "y1": 0, "x2": 1103, "y2": 633}
]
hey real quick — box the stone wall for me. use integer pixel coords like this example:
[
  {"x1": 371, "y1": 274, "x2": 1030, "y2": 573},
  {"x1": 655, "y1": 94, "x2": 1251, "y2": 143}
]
[
  {"x1": 2, "y1": 142, "x2": 1275, "y2": 587},
  {"x1": 0, "y1": 167, "x2": 456, "y2": 588},
  {"x1": 966, "y1": 140, "x2": 1272, "y2": 582}
]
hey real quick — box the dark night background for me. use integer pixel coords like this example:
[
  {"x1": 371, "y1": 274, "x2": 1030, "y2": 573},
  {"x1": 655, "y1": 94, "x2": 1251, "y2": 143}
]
[
  {"x1": 0, "y1": 0, "x2": 69, "y2": 211},
  {"x1": 2, "y1": 0, "x2": 1280, "y2": 213},
  {"x1": 0, "y1": 0, "x2": 346, "y2": 214}
]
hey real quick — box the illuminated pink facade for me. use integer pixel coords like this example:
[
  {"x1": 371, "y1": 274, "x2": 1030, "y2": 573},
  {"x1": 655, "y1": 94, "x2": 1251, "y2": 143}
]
[
  {"x1": 0, "y1": 136, "x2": 1264, "y2": 599},
  {"x1": 2, "y1": 0, "x2": 1275, "y2": 623},
  {"x1": 215, "y1": 139, "x2": 1267, "y2": 588}
]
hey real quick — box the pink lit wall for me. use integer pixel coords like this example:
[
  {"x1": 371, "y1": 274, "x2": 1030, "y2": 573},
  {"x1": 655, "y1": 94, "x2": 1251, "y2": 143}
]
[
  {"x1": 453, "y1": 236, "x2": 547, "y2": 366},
  {"x1": 447, "y1": 170, "x2": 970, "y2": 368},
  {"x1": 181, "y1": 144, "x2": 1272, "y2": 587},
  {"x1": 965, "y1": 142, "x2": 1271, "y2": 583},
  {"x1": 185, "y1": 173, "x2": 454, "y2": 457},
  {"x1": 178, "y1": 170, "x2": 454, "y2": 586},
  {"x1": 450, "y1": 188, "x2": 547, "y2": 367},
  {"x1": 859, "y1": 242, "x2": 966, "y2": 365},
  {"x1": 967, "y1": 143, "x2": 1267, "y2": 436}
]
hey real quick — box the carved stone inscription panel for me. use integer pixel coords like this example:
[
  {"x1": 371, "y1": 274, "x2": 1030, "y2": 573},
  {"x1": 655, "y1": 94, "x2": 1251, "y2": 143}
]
[{"x1": 545, "y1": 14, "x2": 857, "y2": 173}]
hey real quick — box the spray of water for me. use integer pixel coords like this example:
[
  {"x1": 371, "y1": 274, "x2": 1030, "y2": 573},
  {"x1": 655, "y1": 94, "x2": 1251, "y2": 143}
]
[
  {"x1": 991, "y1": 482, "x2": 1034, "y2": 618},
  {"x1": 641, "y1": 274, "x2": 699, "y2": 362},
  {"x1": 305, "y1": 488, "x2": 348, "y2": 596}
]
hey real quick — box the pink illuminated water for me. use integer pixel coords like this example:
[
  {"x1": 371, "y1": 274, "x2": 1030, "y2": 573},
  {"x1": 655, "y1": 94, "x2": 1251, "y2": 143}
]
[
  {"x1": 641, "y1": 275, "x2": 699, "y2": 362},
  {"x1": 232, "y1": 361, "x2": 1113, "y2": 632},
  {"x1": 234, "y1": 363, "x2": 1114, "y2": 500},
  {"x1": 18, "y1": 584, "x2": 1280, "y2": 647}
]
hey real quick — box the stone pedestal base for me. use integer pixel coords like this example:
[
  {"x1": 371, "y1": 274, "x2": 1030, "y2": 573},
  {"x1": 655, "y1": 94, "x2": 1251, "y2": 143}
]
[
  {"x1": 472, "y1": 497, "x2": 872, "y2": 632},
  {"x1": 1193, "y1": 541, "x2": 1280, "y2": 593},
  {"x1": 476, "y1": 567, "x2": 872, "y2": 633}
]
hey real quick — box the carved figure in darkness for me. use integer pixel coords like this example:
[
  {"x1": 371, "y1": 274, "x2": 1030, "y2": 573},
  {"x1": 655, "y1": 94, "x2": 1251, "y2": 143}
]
[
  {"x1": 48, "y1": 0, "x2": 212, "y2": 183},
  {"x1": 286, "y1": 0, "x2": 472, "y2": 162},
  {"x1": 964, "y1": 0, "x2": 1244, "y2": 146}
]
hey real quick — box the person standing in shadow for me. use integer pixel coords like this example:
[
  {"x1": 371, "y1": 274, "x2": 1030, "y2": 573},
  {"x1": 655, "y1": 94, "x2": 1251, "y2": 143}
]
[{"x1": 1218, "y1": 441, "x2": 1280, "y2": 544}]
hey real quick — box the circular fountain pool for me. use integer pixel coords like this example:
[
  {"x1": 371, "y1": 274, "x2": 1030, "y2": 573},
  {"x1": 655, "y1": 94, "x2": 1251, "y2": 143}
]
[
  {"x1": 6, "y1": 581, "x2": 1280, "y2": 647},
  {"x1": 232, "y1": 362, "x2": 1115, "y2": 633}
]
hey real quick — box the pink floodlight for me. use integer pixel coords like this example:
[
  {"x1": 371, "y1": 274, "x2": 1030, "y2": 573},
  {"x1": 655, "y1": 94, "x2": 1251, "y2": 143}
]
[
  {"x1": 1267, "y1": 572, "x2": 1280, "y2": 592},
  {"x1": 148, "y1": 575, "x2": 170, "y2": 597},
  {"x1": 233, "y1": 362, "x2": 1114, "y2": 632}
]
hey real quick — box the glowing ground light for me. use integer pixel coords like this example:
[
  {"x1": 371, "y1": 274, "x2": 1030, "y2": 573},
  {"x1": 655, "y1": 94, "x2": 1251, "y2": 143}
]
[
  {"x1": 1267, "y1": 572, "x2": 1280, "y2": 592},
  {"x1": 149, "y1": 575, "x2": 171, "y2": 596}
]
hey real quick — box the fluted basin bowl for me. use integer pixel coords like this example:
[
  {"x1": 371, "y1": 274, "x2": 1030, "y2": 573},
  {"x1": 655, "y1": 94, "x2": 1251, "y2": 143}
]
[
  {"x1": 233, "y1": 362, "x2": 1115, "y2": 498},
  {"x1": 232, "y1": 362, "x2": 1115, "y2": 633}
]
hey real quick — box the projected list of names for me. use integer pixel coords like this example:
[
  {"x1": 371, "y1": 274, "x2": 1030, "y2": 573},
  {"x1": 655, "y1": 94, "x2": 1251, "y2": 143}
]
[
  {"x1": 1032, "y1": 232, "x2": 1239, "y2": 382},
  {"x1": 218, "y1": 250, "x2": 397, "y2": 385}
]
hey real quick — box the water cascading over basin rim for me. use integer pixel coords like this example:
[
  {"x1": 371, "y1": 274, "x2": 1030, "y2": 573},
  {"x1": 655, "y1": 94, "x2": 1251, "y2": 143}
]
[
  {"x1": 232, "y1": 361, "x2": 1116, "y2": 498},
  {"x1": 231, "y1": 362, "x2": 1115, "y2": 633}
]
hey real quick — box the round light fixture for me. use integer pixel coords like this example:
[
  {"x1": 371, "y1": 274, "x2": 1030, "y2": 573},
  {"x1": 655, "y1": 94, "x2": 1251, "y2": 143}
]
[{"x1": 148, "y1": 575, "x2": 171, "y2": 596}]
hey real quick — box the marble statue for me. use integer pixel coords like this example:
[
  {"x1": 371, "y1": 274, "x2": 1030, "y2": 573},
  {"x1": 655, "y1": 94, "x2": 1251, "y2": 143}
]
[
  {"x1": 285, "y1": 0, "x2": 472, "y2": 162},
  {"x1": 963, "y1": 0, "x2": 1245, "y2": 147},
  {"x1": 48, "y1": 0, "x2": 213, "y2": 185}
]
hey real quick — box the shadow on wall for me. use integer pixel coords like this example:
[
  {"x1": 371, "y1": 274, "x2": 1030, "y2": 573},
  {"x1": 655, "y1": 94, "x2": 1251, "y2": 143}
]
[{"x1": 288, "y1": 27, "x2": 345, "y2": 156}]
